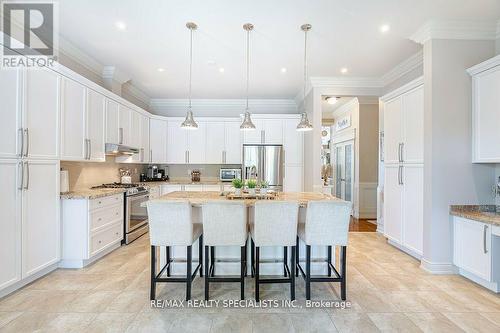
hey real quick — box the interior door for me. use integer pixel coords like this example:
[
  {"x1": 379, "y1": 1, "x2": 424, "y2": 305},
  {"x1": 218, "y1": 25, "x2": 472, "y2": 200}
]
[
  {"x1": 86, "y1": 89, "x2": 105, "y2": 161},
  {"x1": 22, "y1": 160, "x2": 60, "y2": 278},
  {"x1": 0, "y1": 69, "x2": 22, "y2": 159},
  {"x1": 334, "y1": 140, "x2": 354, "y2": 202},
  {"x1": 60, "y1": 77, "x2": 86, "y2": 160},
  {"x1": 24, "y1": 68, "x2": 60, "y2": 159}
]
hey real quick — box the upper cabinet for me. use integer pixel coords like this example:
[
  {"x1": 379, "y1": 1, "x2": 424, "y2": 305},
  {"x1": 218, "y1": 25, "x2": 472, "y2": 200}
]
[
  {"x1": 242, "y1": 117, "x2": 284, "y2": 145},
  {"x1": 86, "y1": 89, "x2": 106, "y2": 161},
  {"x1": 150, "y1": 118, "x2": 167, "y2": 164},
  {"x1": 468, "y1": 55, "x2": 500, "y2": 163},
  {"x1": 0, "y1": 69, "x2": 22, "y2": 159},
  {"x1": 166, "y1": 120, "x2": 188, "y2": 164},
  {"x1": 106, "y1": 99, "x2": 120, "y2": 145},
  {"x1": 119, "y1": 105, "x2": 131, "y2": 146},
  {"x1": 205, "y1": 121, "x2": 242, "y2": 164},
  {"x1": 141, "y1": 115, "x2": 150, "y2": 163}
]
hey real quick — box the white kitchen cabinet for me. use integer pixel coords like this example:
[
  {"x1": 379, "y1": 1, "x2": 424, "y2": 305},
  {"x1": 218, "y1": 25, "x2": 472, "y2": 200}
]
[
  {"x1": 130, "y1": 110, "x2": 142, "y2": 149},
  {"x1": 206, "y1": 122, "x2": 226, "y2": 164},
  {"x1": 283, "y1": 119, "x2": 303, "y2": 166},
  {"x1": 468, "y1": 57, "x2": 500, "y2": 162},
  {"x1": 224, "y1": 121, "x2": 242, "y2": 164},
  {"x1": 383, "y1": 165, "x2": 403, "y2": 244},
  {"x1": 187, "y1": 122, "x2": 206, "y2": 164},
  {"x1": 402, "y1": 165, "x2": 423, "y2": 255},
  {"x1": 263, "y1": 119, "x2": 283, "y2": 144},
  {"x1": 119, "y1": 106, "x2": 131, "y2": 146},
  {"x1": 24, "y1": 68, "x2": 60, "y2": 160},
  {"x1": 167, "y1": 120, "x2": 189, "y2": 164},
  {"x1": 141, "y1": 115, "x2": 150, "y2": 163},
  {"x1": 242, "y1": 119, "x2": 264, "y2": 144},
  {"x1": 203, "y1": 184, "x2": 222, "y2": 191},
  {"x1": 383, "y1": 97, "x2": 403, "y2": 165},
  {"x1": 60, "y1": 77, "x2": 86, "y2": 160},
  {"x1": 106, "y1": 99, "x2": 120, "y2": 145},
  {"x1": 86, "y1": 89, "x2": 106, "y2": 161},
  {"x1": 21, "y1": 160, "x2": 60, "y2": 277},
  {"x1": 0, "y1": 69, "x2": 22, "y2": 159},
  {"x1": 284, "y1": 165, "x2": 303, "y2": 192},
  {"x1": 161, "y1": 184, "x2": 183, "y2": 195},
  {"x1": 150, "y1": 118, "x2": 167, "y2": 164},
  {"x1": 0, "y1": 160, "x2": 22, "y2": 290},
  {"x1": 185, "y1": 184, "x2": 203, "y2": 191}
]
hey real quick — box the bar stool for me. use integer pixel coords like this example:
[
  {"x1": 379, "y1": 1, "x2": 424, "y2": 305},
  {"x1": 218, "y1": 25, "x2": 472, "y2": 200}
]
[
  {"x1": 250, "y1": 201, "x2": 299, "y2": 301},
  {"x1": 147, "y1": 200, "x2": 203, "y2": 301},
  {"x1": 296, "y1": 201, "x2": 351, "y2": 300},
  {"x1": 202, "y1": 201, "x2": 247, "y2": 300}
]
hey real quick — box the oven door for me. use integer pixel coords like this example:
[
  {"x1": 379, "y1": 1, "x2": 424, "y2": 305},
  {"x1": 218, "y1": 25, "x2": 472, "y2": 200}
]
[{"x1": 126, "y1": 192, "x2": 149, "y2": 234}]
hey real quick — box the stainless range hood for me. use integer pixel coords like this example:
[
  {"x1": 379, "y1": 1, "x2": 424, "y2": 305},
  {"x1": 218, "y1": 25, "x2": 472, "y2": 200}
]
[{"x1": 105, "y1": 143, "x2": 140, "y2": 156}]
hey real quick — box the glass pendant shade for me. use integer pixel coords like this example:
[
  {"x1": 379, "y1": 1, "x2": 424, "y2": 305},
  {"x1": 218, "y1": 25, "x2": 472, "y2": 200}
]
[
  {"x1": 180, "y1": 109, "x2": 198, "y2": 130},
  {"x1": 296, "y1": 112, "x2": 313, "y2": 131},
  {"x1": 240, "y1": 111, "x2": 256, "y2": 130}
]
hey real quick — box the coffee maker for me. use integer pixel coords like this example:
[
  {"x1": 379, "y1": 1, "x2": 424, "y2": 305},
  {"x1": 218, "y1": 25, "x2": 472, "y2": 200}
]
[
  {"x1": 145, "y1": 165, "x2": 168, "y2": 181},
  {"x1": 147, "y1": 165, "x2": 158, "y2": 180}
]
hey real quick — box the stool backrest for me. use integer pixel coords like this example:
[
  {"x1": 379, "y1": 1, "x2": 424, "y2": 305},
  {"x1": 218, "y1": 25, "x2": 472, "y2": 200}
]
[
  {"x1": 254, "y1": 201, "x2": 299, "y2": 246},
  {"x1": 202, "y1": 201, "x2": 247, "y2": 246},
  {"x1": 146, "y1": 200, "x2": 193, "y2": 246},
  {"x1": 305, "y1": 200, "x2": 351, "y2": 246}
]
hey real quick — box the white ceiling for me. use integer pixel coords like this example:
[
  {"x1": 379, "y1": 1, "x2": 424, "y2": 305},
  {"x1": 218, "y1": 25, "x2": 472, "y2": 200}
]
[{"x1": 58, "y1": 0, "x2": 500, "y2": 99}]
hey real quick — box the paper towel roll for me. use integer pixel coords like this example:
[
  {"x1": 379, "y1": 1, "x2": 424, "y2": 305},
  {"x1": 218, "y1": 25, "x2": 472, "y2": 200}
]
[{"x1": 60, "y1": 170, "x2": 69, "y2": 193}]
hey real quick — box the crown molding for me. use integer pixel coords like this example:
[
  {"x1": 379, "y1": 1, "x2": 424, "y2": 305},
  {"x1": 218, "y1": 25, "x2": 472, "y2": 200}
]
[
  {"x1": 466, "y1": 53, "x2": 500, "y2": 76},
  {"x1": 410, "y1": 19, "x2": 499, "y2": 44},
  {"x1": 381, "y1": 50, "x2": 423, "y2": 86},
  {"x1": 357, "y1": 96, "x2": 380, "y2": 104},
  {"x1": 58, "y1": 36, "x2": 103, "y2": 77},
  {"x1": 101, "y1": 66, "x2": 130, "y2": 84},
  {"x1": 122, "y1": 82, "x2": 151, "y2": 108},
  {"x1": 309, "y1": 76, "x2": 383, "y2": 88},
  {"x1": 380, "y1": 76, "x2": 424, "y2": 102}
]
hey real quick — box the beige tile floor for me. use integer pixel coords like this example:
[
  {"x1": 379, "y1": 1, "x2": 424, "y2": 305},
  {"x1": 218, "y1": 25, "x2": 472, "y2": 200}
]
[{"x1": 0, "y1": 232, "x2": 499, "y2": 332}]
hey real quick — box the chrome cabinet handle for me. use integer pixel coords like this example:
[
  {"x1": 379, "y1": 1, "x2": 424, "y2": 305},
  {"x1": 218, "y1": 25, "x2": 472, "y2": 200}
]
[
  {"x1": 483, "y1": 225, "x2": 488, "y2": 254},
  {"x1": 150, "y1": 149, "x2": 152, "y2": 163},
  {"x1": 400, "y1": 166, "x2": 404, "y2": 185},
  {"x1": 187, "y1": 151, "x2": 190, "y2": 164},
  {"x1": 222, "y1": 151, "x2": 224, "y2": 164},
  {"x1": 398, "y1": 143, "x2": 402, "y2": 162},
  {"x1": 18, "y1": 128, "x2": 24, "y2": 157},
  {"x1": 24, "y1": 162, "x2": 29, "y2": 190},
  {"x1": 18, "y1": 162, "x2": 24, "y2": 190},
  {"x1": 140, "y1": 148, "x2": 144, "y2": 162},
  {"x1": 400, "y1": 143, "x2": 404, "y2": 163},
  {"x1": 119, "y1": 128, "x2": 123, "y2": 144},
  {"x1": 84, "y1": 139, "x2": 87, "y2": 160},
  {"x1": 185, "y1": 151, "x2": 187, "y2": 163},
  {"x1": 24, "y1": 129, "x2": 29, "y2": 157},
  {"x1": 88, "y1": 139, "x2": 92, "y2": 159},
  {"x1": 397, "y1": 166, "x2": 401, "y2": 185}
]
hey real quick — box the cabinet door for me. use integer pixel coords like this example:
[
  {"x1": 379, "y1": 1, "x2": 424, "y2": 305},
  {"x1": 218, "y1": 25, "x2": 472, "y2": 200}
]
[
  {"x1": 455, "y1": 218, "x2": 491, "y2": 280},
  {"x1": 264, "y1": 119, "x2": 283, "y2": 144},
  {"x1": 284, "y1": 165, "x2": 303, "y2": 192},
  {"x1": 383, "y1": 97, "x2": 403, "y2": 165},
  {"x1": 160, "y1": 185, "x2": 183, "y2": 195},
  {"x1": 473, "y1": 66, "x2": 500, "y2": 162},
  {"x1": 383, "y1": 165, "x2": 402, "y2": 243},
  {"x1": 185, "y1": 184, "x2": 203, "y2": 191},
  {"x1": 402, "y1": 165, "x2": 423, "y2": 255},
  {"x1": 87, "y1": 89, "x2": 106, "y2": 161},
  {"x1": 130, "y1": 110, "x2": 142, "y2": 148},
  {"x1": 141, "y1": 115, "x2": 150, "y2": 163},
  {"x1": 206, "y1": 122, "x2": 225, "y2": 164},
  {"x1": 0, "y1": 160, "x2": 22, "y2": 290},
  {"x1": 243, "y1": 119, "x2": 264, "y2": 144},
  {"x1": 225, "y1": 121, "x2": 242, "y2": 164},
  {"x1": 22, "y1": 160, "x2": 60, "y2": 278},
  {"x1": 187, "y1": 122, "x2": 206, "y2": 164},
  {"x1": 119, "y1": 106, "x2": 131, "y2": 146},
  {"x1": 60, "y1": 78, "x2": 86, "y2": 160},
  {"x1": 150, "y1": 119, "x2": 167, "y2": 163},
  {"x1": 203, "y1": 185, "x2": 222, "y2": 191},
  {"x1": 106, "y1": 99, "x2": 120, "y2": 144},
  {"x1": 24, "y1": 68, "x2": 60, "y2": 159},
  {"x1": 167, "y1": 120, "x2": 188, "y2": 164},
  {"x1": 283, "y1": 119, "x2": 303, "y2": 165},
  {"x1": 0, "y1": 69, "x2": 22, "y2": 159},
  {"x1": 402, "y1": 86, "x2": 424, "y2": 164}
]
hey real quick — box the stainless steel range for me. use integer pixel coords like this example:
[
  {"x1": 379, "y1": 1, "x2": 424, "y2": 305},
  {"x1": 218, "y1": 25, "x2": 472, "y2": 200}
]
[{"x1": 91, "y1": 183, "x2": 149, "y2": 244}]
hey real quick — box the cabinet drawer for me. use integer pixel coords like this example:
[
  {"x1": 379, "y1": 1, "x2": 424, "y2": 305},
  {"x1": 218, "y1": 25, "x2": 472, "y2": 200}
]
[
  {"x1": 89, "y1": 204, "x2": 123, "y2": 232},
  {"x1": 89, "y1": 194, "x2": 123, "y2": 211},
  {"x1": 90, "y1": 223, "x2": 122, "y2": 257}
]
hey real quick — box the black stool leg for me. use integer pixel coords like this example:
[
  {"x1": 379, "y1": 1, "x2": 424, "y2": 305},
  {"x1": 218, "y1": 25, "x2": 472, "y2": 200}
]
[
  {"x1": 306, "y1": 245, "x2": 311, "y2": 300},
  {"x1": 240, "y1": 246, "x2": 245, "y2": 300},
  {"x1": 166, "y1": 246, "x2": 171, "y2": 277},
  {"x1": 205, "y1": 246, "x2": 209, "y2": 300},
  {"x1": 327, "y1": 245, "x2": 332, "y2": 277},
  {"x1": 150, "y1": 245, "x2": 156, "y2": 300},
  {"x1": 284, "y1": 246, "x2": 288, "y2": 277},
  {"x1": 251, "y1": 238, "x2": 255, "y2": 278},
  {"x1": 210, "y1": 246, "x2": 215, "y2": 277},
  {"x1": 255, "y1": 246, "x2": 260, "y2": 302},
  {"x1": 186, "y1": 245, "x2": 192, "y2": 301},
  {"x1": 291, "y1": 245, "x2": 296, "y2": 300},
  {"x1": 199, "y1": 235, "x2": 203, "y2": 277},
  {"x1": 296, "y1": 236, "x2": 299, "y2": 277},
  {"x1": 341, "y1": 246, "x2": 347, "y2": 301}
]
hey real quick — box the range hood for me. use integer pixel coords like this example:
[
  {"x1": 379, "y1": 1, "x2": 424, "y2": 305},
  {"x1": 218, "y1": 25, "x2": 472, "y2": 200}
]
[{"x1": 105, "y1": 143, "x2": 140, "y2": 156}]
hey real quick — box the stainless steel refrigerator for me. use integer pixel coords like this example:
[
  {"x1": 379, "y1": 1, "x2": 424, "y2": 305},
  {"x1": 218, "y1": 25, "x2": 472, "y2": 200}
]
[{"x1": 242, "y1": 144, "x2": 283, "y2": 190}]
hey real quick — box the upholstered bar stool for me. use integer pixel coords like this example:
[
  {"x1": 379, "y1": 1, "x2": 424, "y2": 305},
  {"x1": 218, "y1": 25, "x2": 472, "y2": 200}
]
[
  {"x1": 296, "y1": 200, "x2": 351, "y2": 300},
  {"x1": 147, "y1": 200, "x2": 203, "y2": 301},
  {"x1": 202, "y1": 201, "x2": 247, "y2": 300},
  {"x1": 250, "y1": 201, "x2": 299, "y2": 301}
]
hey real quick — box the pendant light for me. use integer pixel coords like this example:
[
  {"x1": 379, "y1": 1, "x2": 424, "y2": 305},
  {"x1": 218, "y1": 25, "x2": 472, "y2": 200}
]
[
  {"x1": 296, "y1": 23, "x2": 313, "y2": 132},
  {"x1": 181, "y1": 22, "x2": 199, "y2": 130},
  {"x1": 240, "y1": 23, "x2": 256, "y2": 131}
]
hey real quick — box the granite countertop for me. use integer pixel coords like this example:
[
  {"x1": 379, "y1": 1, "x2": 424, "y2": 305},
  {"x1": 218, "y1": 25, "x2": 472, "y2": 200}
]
[
  {"x1": 144, "y1": 179, "x2": 229, "y2": 186},
  {"x1": 450, "y1": 205, "x2": 500, "y2": 226},
  {"x1": 143, "y1": 191, "x2": 347, "y2": 208},
  {"x1": 60, "y1": 188, "x2": 126, "y2": 200}
]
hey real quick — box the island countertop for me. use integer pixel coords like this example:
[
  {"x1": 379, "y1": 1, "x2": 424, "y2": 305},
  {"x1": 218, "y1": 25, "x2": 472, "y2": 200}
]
[{"x1": 144, "y1": 191, "x2": 345, "y2": 207}]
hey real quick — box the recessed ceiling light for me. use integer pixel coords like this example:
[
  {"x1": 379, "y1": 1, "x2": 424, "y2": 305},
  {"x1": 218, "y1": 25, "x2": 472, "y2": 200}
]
[
  {"x1": 157, "y1": 68, "x2": 165, "y2": 72},
  {"x1": 340, "y1": 67, "x2": 348, "y2": 74},
  {"x1": 115, "y1": 21, "x2": 127, "y2": 31},
  {"x1": 380, "y1": 24, "x2": 390, "y2": 33},
  {"x1": 219, "y1": 67, "x2": 225, "y2": 73},
  {"x1": 280, "y1": 67, "x2": 287, "y2": 73},
  {"x1": 326, "y1": 97, "x2": 338, "y2": 105}
]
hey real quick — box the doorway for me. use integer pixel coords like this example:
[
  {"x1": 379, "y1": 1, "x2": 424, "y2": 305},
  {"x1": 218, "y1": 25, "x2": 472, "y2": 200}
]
[{"x1": 334, "y1": 139, "x2": 355, "y2": 202}]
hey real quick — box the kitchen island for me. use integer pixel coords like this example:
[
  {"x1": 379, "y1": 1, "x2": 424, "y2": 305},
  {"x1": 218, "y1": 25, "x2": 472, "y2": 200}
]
[{"x1": 146, "y1": 191, "x2": 348, "y2": 276}]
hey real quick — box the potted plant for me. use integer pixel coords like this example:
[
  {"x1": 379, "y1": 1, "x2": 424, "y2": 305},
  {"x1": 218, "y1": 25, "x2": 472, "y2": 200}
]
[
  {"x1": 232, "y1": 178, "x2": 243, "y2": 195},
  {"x1": 260, "y1": 180, "x2": 269, "y2": 195},
  {"x1": 246, "y1": 179, "x2": 257, "y2": 195}
]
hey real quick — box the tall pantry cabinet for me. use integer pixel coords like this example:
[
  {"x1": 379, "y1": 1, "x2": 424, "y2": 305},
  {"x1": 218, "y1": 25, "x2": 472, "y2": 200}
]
[
  {"x1": 381, "y1": 77, "x2": 424, "y2": 258},
  {"x1": 0, "y1": 68, "x2": 60, "y2": 295}
]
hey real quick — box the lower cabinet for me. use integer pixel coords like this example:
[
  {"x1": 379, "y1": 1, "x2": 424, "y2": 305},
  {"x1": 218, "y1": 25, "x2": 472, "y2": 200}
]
[{"x1": 60, "y1": 193, "x2": 124, "y2": 268}]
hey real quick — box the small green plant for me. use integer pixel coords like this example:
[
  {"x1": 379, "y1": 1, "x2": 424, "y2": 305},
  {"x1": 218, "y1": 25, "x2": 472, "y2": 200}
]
[
  {"x1": 260, "y1": 180, "x2": 269, "y2": 188},
  {"x1": 246, "y1": 179, "x2": 257, "y2": 189},
  {"x1": 232, "y1": 178, "x2": 243, "y2": 189}
]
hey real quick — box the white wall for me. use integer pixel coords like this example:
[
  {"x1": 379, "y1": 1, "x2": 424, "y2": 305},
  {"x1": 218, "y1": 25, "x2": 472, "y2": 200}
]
[
  {"x1": 422, "y1": 39, "x2": 496, "y2": 272},
  {"x1": 382, "y1": 65, "x2": 424, "y2": 96}
]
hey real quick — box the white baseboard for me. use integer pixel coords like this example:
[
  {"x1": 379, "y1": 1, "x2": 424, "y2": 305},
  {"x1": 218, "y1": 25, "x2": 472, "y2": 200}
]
[
  {"x1": 420, "y1": 258, "x2": 457, "y2": 275},
  {"x1": 459, "y1": 268, "x2": 499, "y2": 293},
  {"x1": 59, "y1": 242, "x2": 121, "y2": 268},
  {"x1": 387, "y1": 239, "x2": 422, "y2": 260},
  {"x1": 0, "y1": 263, "x2": 59, "y2": 299}
]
